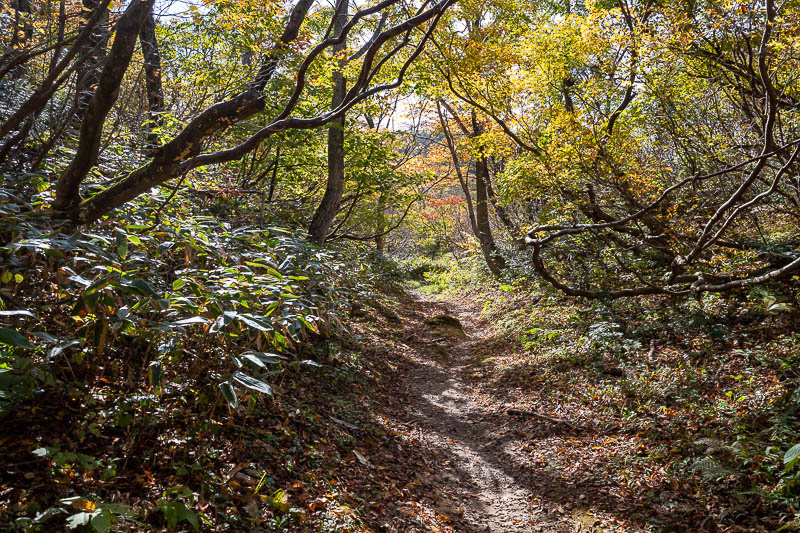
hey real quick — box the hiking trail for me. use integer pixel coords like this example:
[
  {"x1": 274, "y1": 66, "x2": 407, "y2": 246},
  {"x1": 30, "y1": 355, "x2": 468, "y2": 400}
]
[{"x1": 373, "y1": 289, "x2": 604, "y2": 533}]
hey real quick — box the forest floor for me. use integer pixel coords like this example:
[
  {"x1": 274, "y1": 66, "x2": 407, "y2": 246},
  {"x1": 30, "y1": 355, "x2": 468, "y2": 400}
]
[
  {"x1": 368, "y1": 289, "x2": 582, "y2": 532},
  {"x1": 2, "y1": 283, "x2": 786, "y2": 532},
  {"x1": 359, "y1": 289, "x2": 651, "y2": 533}
]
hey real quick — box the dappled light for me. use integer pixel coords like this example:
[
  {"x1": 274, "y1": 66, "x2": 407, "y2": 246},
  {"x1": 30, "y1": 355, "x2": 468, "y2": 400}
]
[{"x1": 2, "y1": 0, "x2": 800, "y2": 530}]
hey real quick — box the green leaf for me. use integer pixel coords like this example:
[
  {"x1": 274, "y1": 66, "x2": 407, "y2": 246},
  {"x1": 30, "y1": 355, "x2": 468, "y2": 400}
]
[
  {"x1": 83, "y1": 275, "x2": 112, "y2": 296},
  {"x1": 170, "y1": 316, "x2": 210, "y2": 327},
  {"x1": 768, "y1": 302, "x2": 793, "y2": 313},
  {"x1": 90, "y1": 510, "x2": 110, "y2": 532},
  {"x1": 97, "y1": 503, "x2": 132, "y2": 516},
  {"x1": 240, "y1": 353, "x2": 268, "y2": 369},
  {"x1": 273, "y1": 330, "x2": 286, "y2": 345},
  {"x1": 43, "y1": 247, "x2": 66, "y2": 260},
  {"x1": 33, "y1": 507, "x2": 67, "y2": 523},
  {"x1": 159, "y1": 501, "x2": 199, "y2": 531},
  {"x1": 32, "y1": 331, "x2": 59, "y2": 343},
  {"x1": 297, "y1": 316, "x2": 319, "y2": 334},
  {"x1": 0, "y1": 310, "x2": 35, "y2": 318},
  {"x1": 232, "y1": 371, "x2": 272, "y2": 395},
  {"x1": 48, "y1": 339, "x2": 81, "y2": 360},
  {"x1": 268, "y1": 489, "x2": 289, "y2": 513},
  {"x1": 237, "y1": 314, "x2": 271, "y2": 332},
  {"x1": 219, "y1": 381, "x2": 238, "y2": 408},
  {"x1": 240, "y1": 351, "x2": 286, "y2": 367},
  {"x1": 784, "y1": 443, "x2": 800, "y2": 465},
  {"x1": 120, "y1": 278, "x2": 160, "y2": 299},
  {"x1": 115, "y1": 229, "x2": 128, "y2": 260},
  {"x1": 66, "y1": 512, "x2": 92, "y2": 530},
  {"x1": 0, "y1": 328, "x2": 32, "y2": 348},
  {"x1": 148, "y1": 361, "x2": 163, "y2": 390},
  {"x1": 266, "y1": 267, "x2": 283, "y2": 280}
]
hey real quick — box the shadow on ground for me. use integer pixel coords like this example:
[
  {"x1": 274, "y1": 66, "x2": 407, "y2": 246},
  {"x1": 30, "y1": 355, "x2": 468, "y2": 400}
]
[{"x1": 344, "y1": 290, "x2": 722, "y2": 533}]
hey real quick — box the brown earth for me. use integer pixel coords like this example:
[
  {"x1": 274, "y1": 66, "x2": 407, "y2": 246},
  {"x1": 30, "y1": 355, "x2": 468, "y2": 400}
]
[{"x1": 359, "y1": 290, "x2": 643, "y2": 533}]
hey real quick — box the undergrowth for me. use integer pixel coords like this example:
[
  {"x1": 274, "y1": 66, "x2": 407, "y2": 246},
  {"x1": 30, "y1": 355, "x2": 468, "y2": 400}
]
[
  {"x1": 0, "y1": 176, "x2": 395, "y2": 532},
  {"x1": 405, "y1": 251, "x2": 800, "y2": 530}
]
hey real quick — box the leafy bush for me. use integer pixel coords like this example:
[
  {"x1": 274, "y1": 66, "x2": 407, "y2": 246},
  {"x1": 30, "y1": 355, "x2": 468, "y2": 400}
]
[{"x1": 0, "y1": 183, "x2": 363, "y2": 415}]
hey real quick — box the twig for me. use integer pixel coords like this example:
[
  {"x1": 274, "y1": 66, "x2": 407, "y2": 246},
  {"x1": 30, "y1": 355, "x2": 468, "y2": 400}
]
[{"x1": 330, "y1": 416, "x2": 360, "y2": 431}]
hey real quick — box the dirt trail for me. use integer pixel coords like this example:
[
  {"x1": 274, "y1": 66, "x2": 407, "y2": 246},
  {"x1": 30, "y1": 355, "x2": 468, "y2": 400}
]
[{"x1": 383, "y1": 290, "x2": 583, "y2": 532}]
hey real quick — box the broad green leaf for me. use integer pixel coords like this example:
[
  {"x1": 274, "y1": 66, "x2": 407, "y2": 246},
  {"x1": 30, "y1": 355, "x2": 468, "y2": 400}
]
[
  {"x1": 242, "y1": 351, "x2": 286, "y2": 365},
  {"x1": 97, "y1": 503, "x2": 132, "y2": 516},
  {"x1": 48, "y1": 339, "x2": 81, "y2": 360},
  {"x1": 219, "y1": 381, "x2": 238, "y2": 408},
  {"x1": 66, "y1": 512, "x2": 91, "y2": 529},
  {"x1": 33, "y1": 507, "x2": 67, "y2": 523},
  {"x1": 784, "y1": 443, "x2": 800, "y2": 465},
  {"x1": 120, "y1": 278, "x2": 160, "y2": 299},
  {"x1": 0, "y1": 310, "x2": 35, "y2": 318},
  {"x1": 83, "y1": 275, "x2": 112, "y2": 296},
  {"x1": 32, "y1": 331, "x2": 59, "y2": 343},
  {"x1": 0, "y1": 328, "x2": 32, "y2": 348},
  {"x1": 240, "y1": 353, "x2": 267, "y2": 369},
  {"x1": 115, "y1": 229, "x2": 128, "y2": 260},
  {"x1": 297, "y1": 316, "x2": 319, "y2": 334},
  {"x1": 90, "y1": 510, "x2": 110, "y2": 532},
  {"x1": 232, "y1": 371, "x2": 272, "y2": 395},
  {"x1": 237, "y1": 314, "x2": 271, "y2": 332},
  {"x1": 171, "y1": 316, "x2": 210, "y2": 327},
  {"x1": 159, "y1": 501, "x2": 199, "y2": 531},
  {"x1": 268, "y1": 489, "x2": 289, "y2": 513}
]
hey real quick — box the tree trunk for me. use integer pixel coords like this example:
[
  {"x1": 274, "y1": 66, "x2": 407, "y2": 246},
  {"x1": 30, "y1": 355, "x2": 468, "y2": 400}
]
[
  {"x1": 474, "y1": 154, "x2": 505, "y2": 275},
  {"x1": 54, "y1": 0, "x2": 314, "y2": 219},
  {"x1": 54, "y1": 0, "x2": 154, "y2": 211},
  {"x1": 74, "y1": 0, "x2": 109, "y2": 119},
  {"x1": 375, "y1": 192, "x2": 386, "y2": 254},
  {"x1": 139, "y1": 8, "x2": 163, "y2": 148},
  {"x1": 49, "y1": 0, "x2": 450, "y2": 223},
  {"x1": 437, "y1": 102, "x2": 505, "y2": 275},
  {"x1": 267, "y1": 146, "x2": 280, "y2": 202},
  {"x1": 436, "y1": 101, "x2": 479, "y2": 236},
  {"x1": 0, "y1": 0, "x2": 113, "y2": 141},
  {"x1": 307, "y1": 0, "x2": 347, "y2": 246},
  {"x1": 6, "y1": 0, "x2": 33, "y2": 79},
  {"x1": 485, "y1": 156, "x2": 524, "y2": 245}
]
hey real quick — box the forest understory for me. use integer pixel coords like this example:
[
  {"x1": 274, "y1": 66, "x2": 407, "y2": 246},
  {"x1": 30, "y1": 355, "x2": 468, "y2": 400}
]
[
  {"x1": 3, "y1": 272, "x2": 796, "y2": 532},
  {"x1": 346, "y1": 287, "x2": 799, "y2": 533},
  {"x1": 3, "y1": 0, "x2": 800, "y2": 529}
]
